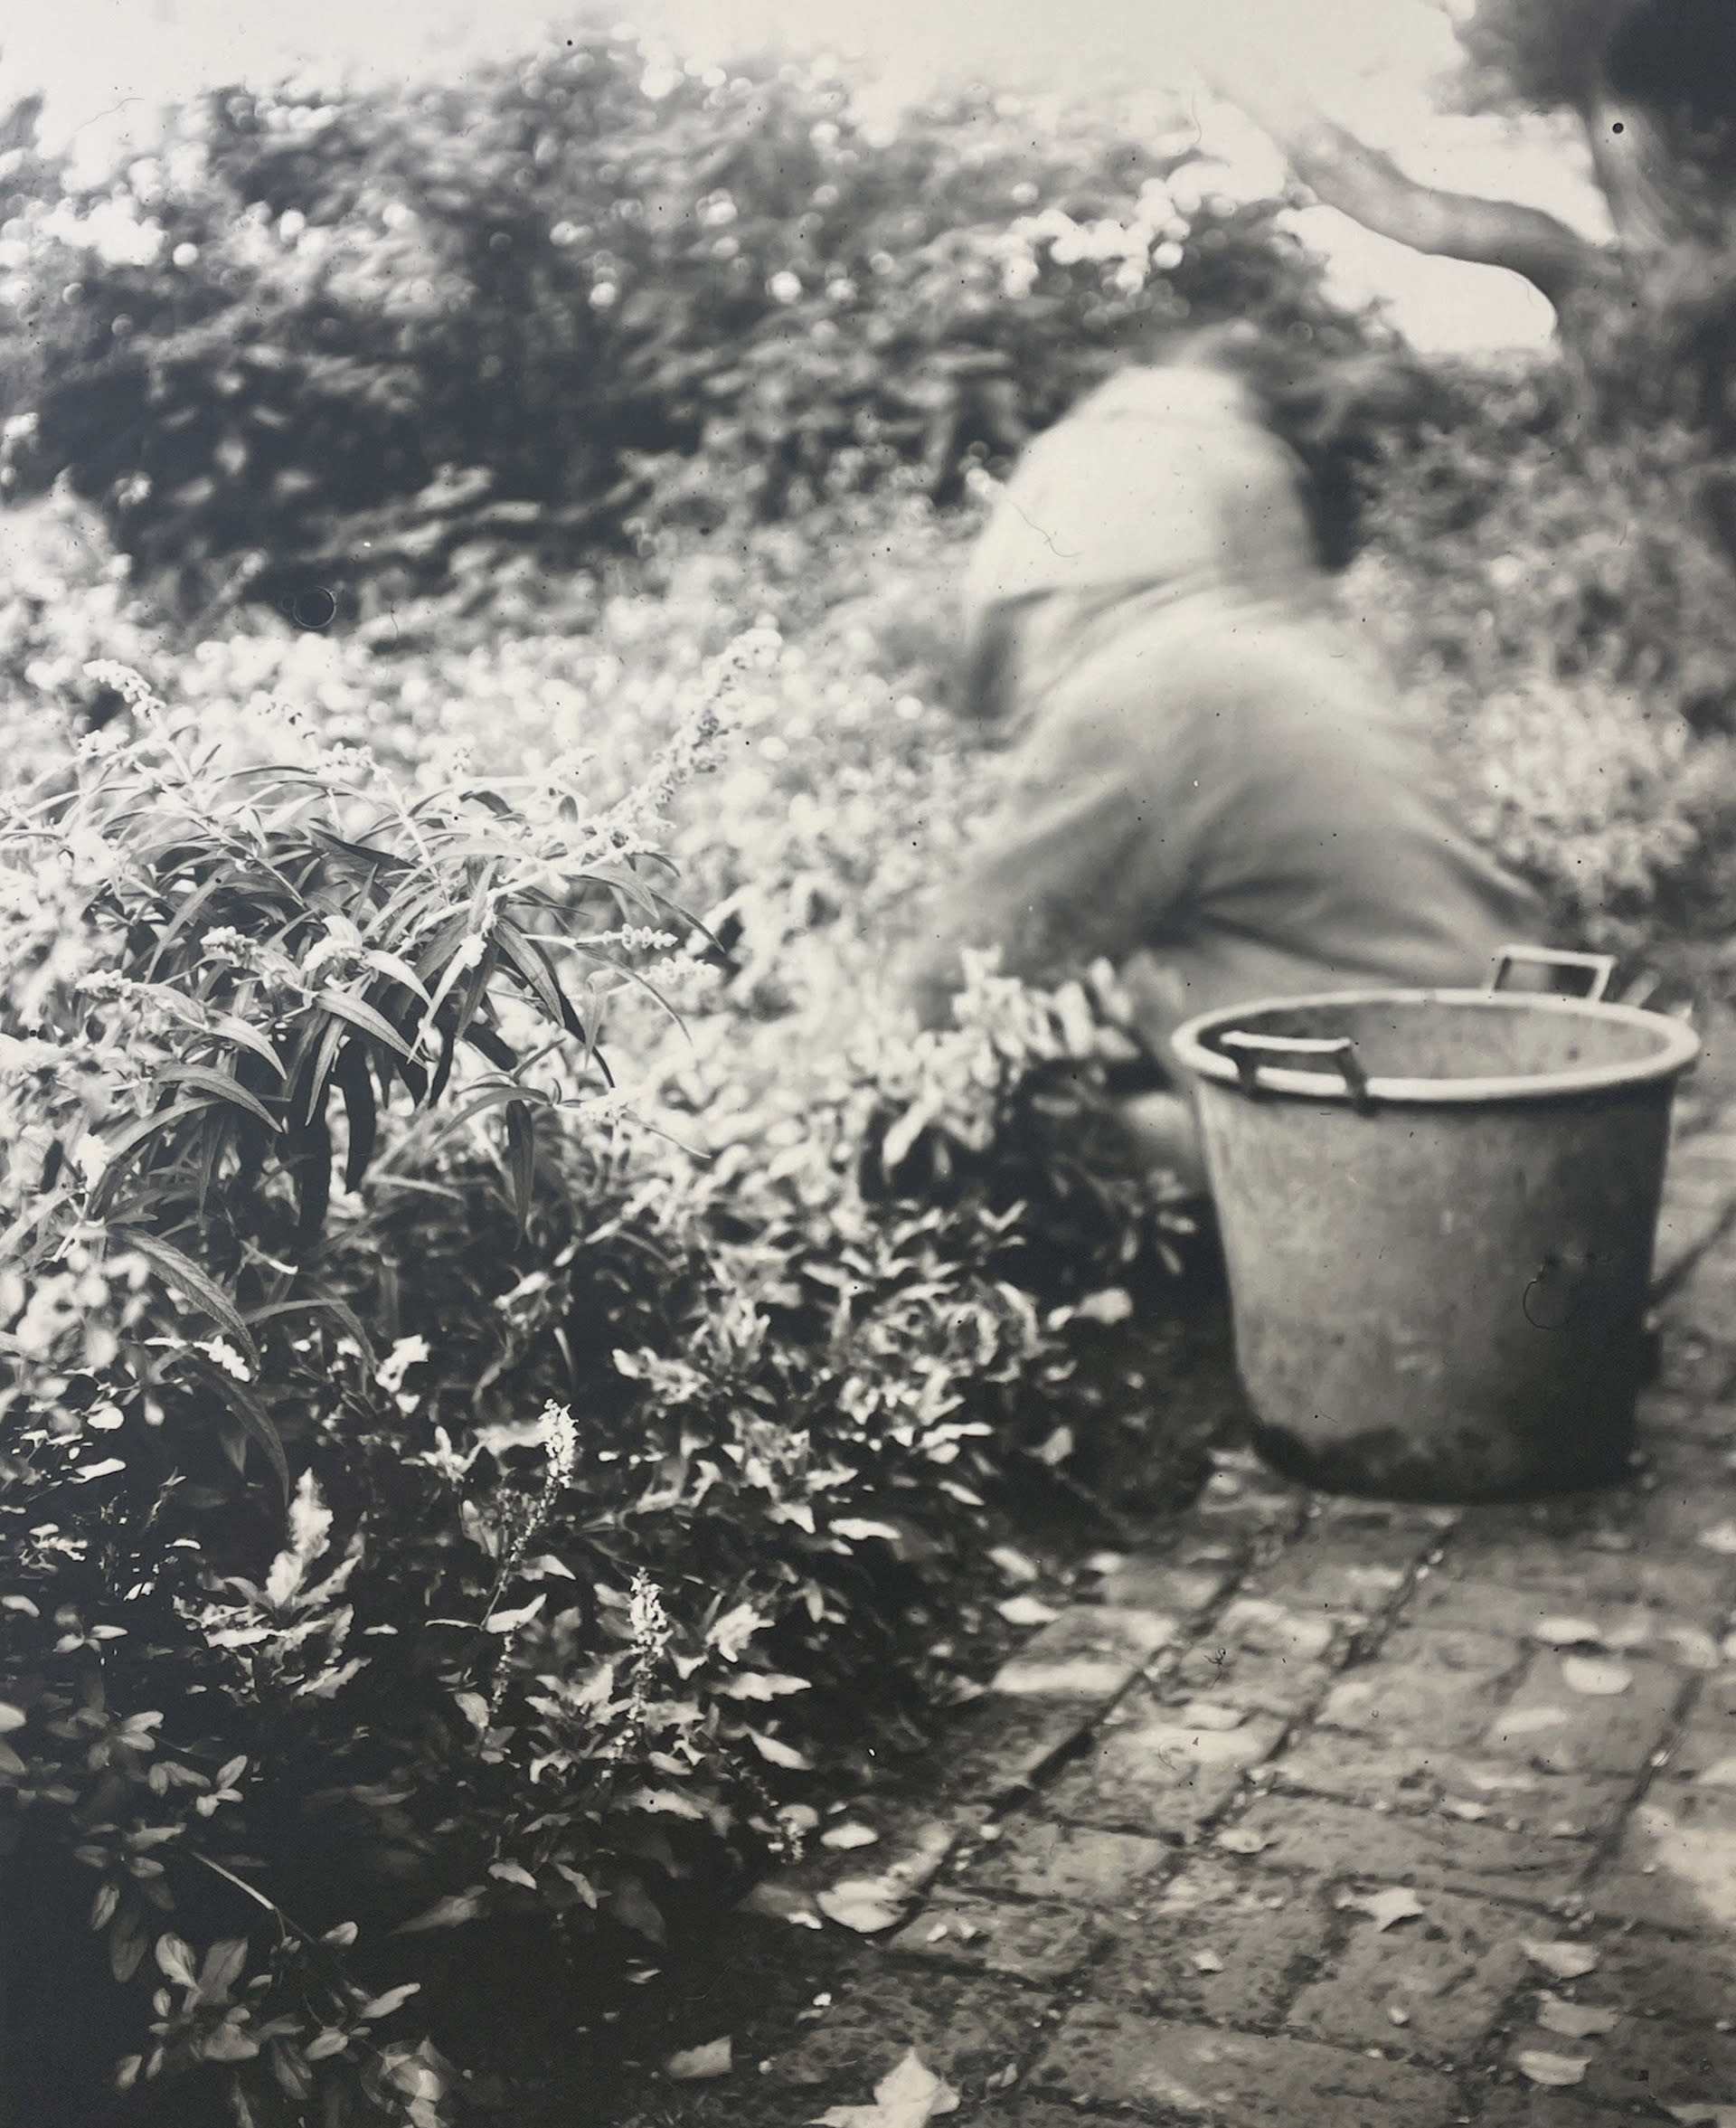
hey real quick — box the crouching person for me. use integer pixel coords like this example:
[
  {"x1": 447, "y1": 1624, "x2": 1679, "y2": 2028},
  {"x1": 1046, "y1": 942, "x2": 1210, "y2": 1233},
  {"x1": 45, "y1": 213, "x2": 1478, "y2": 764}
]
[{"x1": 903, "y1": 334, "x2": 1545, "y2": 1197}]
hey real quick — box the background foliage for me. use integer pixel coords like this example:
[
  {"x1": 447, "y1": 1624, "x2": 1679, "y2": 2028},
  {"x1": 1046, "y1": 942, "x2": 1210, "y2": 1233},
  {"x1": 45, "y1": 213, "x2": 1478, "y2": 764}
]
[{"x1": 0, "y1": 33, "x2": 1360, "y2": 622}]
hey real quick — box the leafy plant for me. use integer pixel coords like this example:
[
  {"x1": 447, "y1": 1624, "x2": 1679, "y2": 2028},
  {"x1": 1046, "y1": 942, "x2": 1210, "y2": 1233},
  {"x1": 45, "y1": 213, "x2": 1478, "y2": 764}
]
[
  {"x1": 1, "y1": 600, "x2": 1204, "y2": 2124},
  {"x1": 0, "y1": 636, "x2": 765, "y2": 2123}
]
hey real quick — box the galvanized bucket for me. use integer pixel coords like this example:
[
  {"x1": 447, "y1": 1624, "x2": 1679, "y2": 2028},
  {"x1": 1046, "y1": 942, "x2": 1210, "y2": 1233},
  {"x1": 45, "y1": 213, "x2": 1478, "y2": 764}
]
[{"x1": 1170, "y1": 948, "x2": 1703, "y2": 1503}]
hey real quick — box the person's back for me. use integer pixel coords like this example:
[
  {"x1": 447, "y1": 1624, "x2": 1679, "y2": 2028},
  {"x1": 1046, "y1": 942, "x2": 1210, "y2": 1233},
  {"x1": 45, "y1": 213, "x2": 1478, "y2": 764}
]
[{"x1": 903, "y1": 341, "x2": 1546, "y2": 1174}]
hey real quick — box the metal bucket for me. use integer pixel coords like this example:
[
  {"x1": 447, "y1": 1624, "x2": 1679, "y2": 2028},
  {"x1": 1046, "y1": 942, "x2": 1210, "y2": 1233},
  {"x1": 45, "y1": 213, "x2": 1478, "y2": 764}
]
[{"x1": 1170, "y1": 948, "x2": 1703, "y2": 1503}]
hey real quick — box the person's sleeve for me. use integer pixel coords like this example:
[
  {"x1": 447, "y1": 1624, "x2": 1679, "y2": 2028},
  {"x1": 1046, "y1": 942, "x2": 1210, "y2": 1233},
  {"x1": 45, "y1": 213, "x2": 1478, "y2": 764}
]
[{"x1": 902, "y1": 724, "x2": 1207, "y2": 1029}]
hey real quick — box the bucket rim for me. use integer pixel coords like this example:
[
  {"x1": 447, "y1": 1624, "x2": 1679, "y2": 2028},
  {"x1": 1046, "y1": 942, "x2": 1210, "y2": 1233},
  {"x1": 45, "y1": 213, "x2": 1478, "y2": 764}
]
[{"x1": 1170, "y1": 985, "x2": 1703, "y2": 1107}]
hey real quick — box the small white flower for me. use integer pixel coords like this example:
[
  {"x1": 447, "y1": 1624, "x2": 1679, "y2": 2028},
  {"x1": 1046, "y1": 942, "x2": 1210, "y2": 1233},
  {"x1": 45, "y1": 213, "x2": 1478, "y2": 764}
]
[
  {"x1": 539, "y1": 1400, "x2": 578, "y2": 1489},
  {"x1": 628, "y1": 1570, "x2": 671, "y2": 1651},
  {"x1": 375, "y1": 1334, "x2": 430, "y2": 1395},
  {"x1": 200, "y1": 1338, "x2": 252, "y2": 1382}
]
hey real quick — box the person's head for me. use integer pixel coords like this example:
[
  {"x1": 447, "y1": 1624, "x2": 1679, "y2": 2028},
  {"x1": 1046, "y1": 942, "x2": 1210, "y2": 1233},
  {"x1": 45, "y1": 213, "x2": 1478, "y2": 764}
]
[
  {"x1": 957, "y1": 345, "x2": 1324, "y2": 724},
  {"x1": 1160, "y1": 321, "x2": 1439, "y2": 571}
]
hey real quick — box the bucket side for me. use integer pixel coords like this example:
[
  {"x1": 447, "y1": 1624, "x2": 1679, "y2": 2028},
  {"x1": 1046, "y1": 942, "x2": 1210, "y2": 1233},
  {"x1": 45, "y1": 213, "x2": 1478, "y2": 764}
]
[{"x1": 1193, "y1": 1078, "x2": 1674, "y2": 1501}]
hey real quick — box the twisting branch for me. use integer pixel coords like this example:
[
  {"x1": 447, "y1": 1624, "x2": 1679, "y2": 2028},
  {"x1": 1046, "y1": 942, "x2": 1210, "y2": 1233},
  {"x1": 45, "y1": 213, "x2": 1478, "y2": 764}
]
[{"x1": 1196, "y1": 59, "x2": 1618, "y2": 314}]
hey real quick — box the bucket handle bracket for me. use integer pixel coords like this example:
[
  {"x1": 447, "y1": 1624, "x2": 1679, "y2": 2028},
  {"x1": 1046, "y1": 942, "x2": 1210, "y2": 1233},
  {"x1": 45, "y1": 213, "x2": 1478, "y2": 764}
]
[
  {"x1": 1218, "y1": 1030, "x2": 1373, "y2": 1107},
  {"x1": 1489, "y1": 944, "x2": 1616, "y2": 1003}
]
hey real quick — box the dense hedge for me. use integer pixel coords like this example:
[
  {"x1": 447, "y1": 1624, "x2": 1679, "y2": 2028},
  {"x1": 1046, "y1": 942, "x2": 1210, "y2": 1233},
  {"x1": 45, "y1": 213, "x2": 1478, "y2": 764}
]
[
  {"x1": 0, "y1": 31, "x2": 1368, "y2": 619},
  {"x1": 1347, "y1": 353, "x2": 1736, "y2": 953}
]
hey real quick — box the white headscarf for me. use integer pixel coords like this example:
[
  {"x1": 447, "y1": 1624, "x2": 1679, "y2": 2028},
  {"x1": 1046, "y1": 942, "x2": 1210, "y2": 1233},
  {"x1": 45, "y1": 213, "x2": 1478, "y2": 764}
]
[{"x1": 959, "y1": 359, "x2": 1327, "y2": 724}]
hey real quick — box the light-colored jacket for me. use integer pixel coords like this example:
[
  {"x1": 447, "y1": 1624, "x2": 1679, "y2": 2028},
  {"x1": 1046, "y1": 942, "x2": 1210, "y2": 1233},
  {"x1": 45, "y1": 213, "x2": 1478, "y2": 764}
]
[{"x1": 908, "y1": 362, "x2": 1545, "y2": 1064}]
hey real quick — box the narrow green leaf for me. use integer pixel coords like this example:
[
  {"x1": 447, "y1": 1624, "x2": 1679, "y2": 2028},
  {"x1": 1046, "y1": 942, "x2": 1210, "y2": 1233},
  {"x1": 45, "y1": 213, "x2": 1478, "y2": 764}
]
[
  {"x1": 155, "y1": 1065, "x2": 281, "y2": 1132},
  {"x1": 358, "y1": 949, "x2": 432, "y2": 1005},
  {"x1": 284, "y1": 1111, "x2": 333, "y2": 1254},
  {"x1": 410, "y1": 910, "x2": 477, "y2": 988},
  {"x1": 241, "y1": 1296, "x2": 378, "y2": 1367},
  {"x1": 298, "y1": 1016, "x2": 348, "y2": 1130},
  {"x1": 110, "y1": 1230, "x2": 259, "y2": 1371},
  {"x1": 439, "y1": 1082, "x2": 557, "y2": 1132},
  {"x1": 142, "y1": 871, "x2": 233, "y2": 979},
  {"x1": 314, "y1": 989, "x2": 415, "y2": 1059},
  {"x1": 334, "y1": 1042, "x2": 377, "y2": 1191},
  {"x1": 494, "y1": 919, "x2": 573, "y2": 1035},
  {"x1": 429, "y1": 946, "x2": 497, "y2": 1104},
  {"x1": 99, "y1": 1098, "x2": 214, "y2": 1178},
  {"x1": 505, "y1": 1100, "x2": 535, "y2": 1237},
  {"x1": 206, "y1": 1016, "x2": 288, "y2": 1083},
  {"x1": 461, "y1": 1019, "x2": 517, "y2": 1072},
  {"x1": 305, "y1": 823, "x2": 411, "y2": 874},
  {"x1": 181, "y1": 1352, "x2": 290, "y2": 1502}
]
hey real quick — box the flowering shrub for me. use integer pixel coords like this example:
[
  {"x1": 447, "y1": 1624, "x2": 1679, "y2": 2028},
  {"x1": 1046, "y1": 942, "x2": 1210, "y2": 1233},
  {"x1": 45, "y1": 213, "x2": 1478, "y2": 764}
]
[
  {"x1": 0, "y1": 607, "x2": 1200, "y2": 2123},
  {"x1": 0, "y1": 640, "x2": 733, "y2": 2122}
]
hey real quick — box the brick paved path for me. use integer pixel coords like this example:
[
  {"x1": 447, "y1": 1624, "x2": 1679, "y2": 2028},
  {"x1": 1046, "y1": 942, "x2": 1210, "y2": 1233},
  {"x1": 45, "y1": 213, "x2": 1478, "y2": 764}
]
[{"x1": 684, "y1": 1013, "x2": 1736, "y2": 2128}]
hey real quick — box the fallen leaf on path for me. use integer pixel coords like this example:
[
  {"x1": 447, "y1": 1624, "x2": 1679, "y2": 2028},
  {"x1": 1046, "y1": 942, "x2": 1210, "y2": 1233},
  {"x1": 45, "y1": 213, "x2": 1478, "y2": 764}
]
[
  {"x1": 811, "y1": 2048, "x2": 961, "y2": 2128},
  {"x1": 1523, "y1": 1940, "x2": 1600, "y2": 1980},
  {"x1": 1182, "y1": 1702, "x2": 1247, "y2": 1733},
  {"x1": 737, "y1": 1880, "x2": 823, "y2": 1928},
  {"x1": 1664, "y1": 1625, "x2": 1722, "y2": 1670},
  {"x1": 1498, "y1": 1706, "x2": 1570, "y2": 1736},
  {"x1": 821, "y1": 1823, "x2": 881, "y2": 1850},
  {"x1": 1467, "y1": 1767, "x2": 1539, "y2": 1792},
  {"x1": 1536, "y1": 1994, "x2": 1619, "y2": 2038},
  {"x1": 1534, "y1": 1617, "x2": 1603, "y2": 1648},
  {"x1": 1074, "y1": 1286, "x2": 1133, "y2": 1325},
  {"x1": 1336, "y1": 1887, "x2": 1424, "y2": 1932},
  {"x1": 989, "y1": 1546, "x2": 1040, "y2": 1584},
  {"x1": 665, "y1": 2038, "x2": 732, "y2": 2081},
  {"x1": 817, "y1": 1884, "x2": 905, "y2": 1934},
  {"x1": 1516, "y1": 2048, "x2": 1590, "y2": 2087},
  {"x1": 1561, "y1": 1655, "x2": 1633, "y2": 1697},
  {"x1": 995, "y1": 1596, "x2": 1061, "y2": 1627}
]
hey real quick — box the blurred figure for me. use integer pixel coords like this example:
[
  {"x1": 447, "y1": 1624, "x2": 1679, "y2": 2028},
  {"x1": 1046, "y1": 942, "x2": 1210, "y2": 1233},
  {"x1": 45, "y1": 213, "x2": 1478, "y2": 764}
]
[{"x1": 904, "y1": 332, "x2": 1545, "y2": 1192}]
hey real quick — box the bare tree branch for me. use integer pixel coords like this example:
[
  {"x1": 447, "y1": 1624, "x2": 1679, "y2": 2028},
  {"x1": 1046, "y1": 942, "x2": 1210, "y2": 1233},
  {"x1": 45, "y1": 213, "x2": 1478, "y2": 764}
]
[{"x1": 1201, "y1": 67, "x2": 1615, "y2": 313}]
